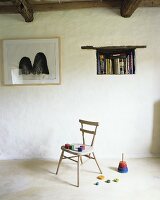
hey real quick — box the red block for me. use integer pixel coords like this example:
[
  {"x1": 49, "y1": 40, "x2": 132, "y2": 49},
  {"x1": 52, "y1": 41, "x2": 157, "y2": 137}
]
[{"x1": 65, "y1": 144, "x2": 70, "y2": 149}]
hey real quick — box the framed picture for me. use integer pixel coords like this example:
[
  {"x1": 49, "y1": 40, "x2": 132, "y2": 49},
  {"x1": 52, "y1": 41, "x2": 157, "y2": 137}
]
[{"x1": 3, "y1": 38, "x2": 60, "y2": 85}]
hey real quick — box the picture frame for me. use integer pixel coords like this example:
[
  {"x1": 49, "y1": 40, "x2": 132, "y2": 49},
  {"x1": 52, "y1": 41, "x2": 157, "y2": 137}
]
[{"x1": 2, "y1": 38, "x2": 60, "y2": 85}]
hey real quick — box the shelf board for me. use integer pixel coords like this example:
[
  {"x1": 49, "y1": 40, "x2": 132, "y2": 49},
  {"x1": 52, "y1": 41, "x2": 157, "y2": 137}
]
[{"x1": 81, "y1": 45, "x2": 147, "y2": 50}]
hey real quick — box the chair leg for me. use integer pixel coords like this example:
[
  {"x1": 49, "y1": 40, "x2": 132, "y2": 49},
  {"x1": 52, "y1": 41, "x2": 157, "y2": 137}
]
[
  {"x1": 77, "y1": 156, "x2": 80, "y2": 187},
  {"x1": 80, "y1": 156, "x2": 83, "y2": 164},
  {"x1": 92, "y1": 152, "x2": 102, "y2": 174},
  {"x1": 56, "y1": 150, "x2": 64, "y2": 175}
]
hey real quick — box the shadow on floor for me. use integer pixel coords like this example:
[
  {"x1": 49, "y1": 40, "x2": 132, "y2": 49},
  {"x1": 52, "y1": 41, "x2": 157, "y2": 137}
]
[
  {"x1": 19, "y1": 159, "x2": 78, "y2": 186},
  {"x1": 150, "y1": 101, "x2": 160, "y2": 155},
  {"x1": 108, "y1": 166, "x2": 118, "y2": 172},
  {"x1": 19, "y1": 159, "x2": 57, "y2": 174}
]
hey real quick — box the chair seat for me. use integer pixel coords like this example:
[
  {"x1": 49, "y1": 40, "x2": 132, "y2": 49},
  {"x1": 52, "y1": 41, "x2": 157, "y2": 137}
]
[{"x1": 61, "y1": 144, "x2": 94, "y2": 156}]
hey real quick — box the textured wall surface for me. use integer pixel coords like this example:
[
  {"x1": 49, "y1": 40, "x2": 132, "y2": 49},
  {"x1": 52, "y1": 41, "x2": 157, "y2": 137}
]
[{"x1": 0, "y1": 8, "x2": 160, "y2": 160}]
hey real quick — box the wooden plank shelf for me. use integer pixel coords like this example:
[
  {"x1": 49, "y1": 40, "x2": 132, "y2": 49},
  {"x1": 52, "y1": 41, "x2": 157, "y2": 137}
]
[{"x1": 81, "y1": 45, "x2": 147, "y2": 50}]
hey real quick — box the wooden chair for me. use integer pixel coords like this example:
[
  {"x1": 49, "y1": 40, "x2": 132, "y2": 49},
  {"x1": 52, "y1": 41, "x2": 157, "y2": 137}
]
[{"x1": 56, "y1": 119, "x2": 102, "y2": 187}]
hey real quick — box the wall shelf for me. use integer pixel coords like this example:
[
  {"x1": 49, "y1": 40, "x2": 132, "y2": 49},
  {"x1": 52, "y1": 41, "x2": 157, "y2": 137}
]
[
  {"x1": 81, "y1": 45, "x2": 146, "y2": 75},
  {"x1": 81, "y1": 45, "x2": 146, "y2": 51}
]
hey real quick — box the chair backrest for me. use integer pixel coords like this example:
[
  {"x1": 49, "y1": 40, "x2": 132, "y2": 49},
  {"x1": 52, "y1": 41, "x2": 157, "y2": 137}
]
[{"x1": 79, "y1": 119, "x2": 99, "y2": 146}]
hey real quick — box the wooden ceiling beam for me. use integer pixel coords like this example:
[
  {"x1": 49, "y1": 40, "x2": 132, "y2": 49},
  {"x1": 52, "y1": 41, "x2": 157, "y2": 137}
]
[
  {"x1": 0, "y1": 1, "x2": 120, "y2": 13},
  {"x1": 32, "y1": 1, "x2": 120, "y2": 12},
  {"x1": 121, "y1": 0, "x2": 143, "y2": 17},
  {"x1": 12, "y1": 0, "x2": 34, "y2": 22},
  {"x1": 0, "y1": 0, "x2": 160, "y2": 21},
  {"x1": 0, "y1": 5, "x2": 17, "y2": 13},
  {"x1": 140, "y1": 0, "x2": 160, "y2": 6}
]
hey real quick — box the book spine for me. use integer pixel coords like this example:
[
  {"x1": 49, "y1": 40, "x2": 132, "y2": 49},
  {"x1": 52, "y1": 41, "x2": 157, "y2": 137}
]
[
  {"x1": 113, "y1": 58, "x2": 120, "y2": 74},
  {"x1": 110, "y1": 59, "x2": 113, "y2": 74},
  {"x1": 125, "y1": 58, "x2": 128, "y2": 74},
  {"x1": 133, "y1": 50, "x2": 136, "y2": 74},
  {"x1": 119, "y1": 58, "x2": 125, "y2": 74},
  {"x1": 100, "y1": 54, "x2": 105, "y2": 74},
  {"x1": 97, "y1": 51, "x2": 101, "y2": 74},
  {"x1": 106, "y1": 59, "x2": 110, "y2": 74},
  {"x1": 104, "y1": 58, "x2": 106, "y2": 74},
  {"x1": 117, "y1": 58, "x2": 120, "y2": 74},
  {"x1": 129, "y1": 52, "x2": 133, "y2": 74},
  {"x1": 127, "y1": 55, "x2": 130, "y2": 74}
]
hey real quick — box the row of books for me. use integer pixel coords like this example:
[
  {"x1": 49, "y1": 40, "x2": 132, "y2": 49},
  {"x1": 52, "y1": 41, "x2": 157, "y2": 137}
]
[{"x1": 97, "y1": 51, "x2": 135, "y2": 75}]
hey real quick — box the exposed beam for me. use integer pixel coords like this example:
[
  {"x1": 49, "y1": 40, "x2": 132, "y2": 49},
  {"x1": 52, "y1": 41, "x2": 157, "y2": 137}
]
[
  {"x1": 0, "y1": 0, "x2": 160, "y2": 20},
  {"x1": 12, "y1": 0, "x2": 34, "y2": 22},
  {"x1": 0, "y1": 1, "x2": 120, "y2": 13},
  {"x1": 0, "y1": 5, "x2": 17, "y2": 13},
  {"x1": 121, "y1": 0, "x2": 143, "y2": 17},
  {"x1": 140, "y1": 0, "x2": 160, "y2": 6},
  {"x1": 32, "y1": 1, "x2": 120, "y2": 11}
]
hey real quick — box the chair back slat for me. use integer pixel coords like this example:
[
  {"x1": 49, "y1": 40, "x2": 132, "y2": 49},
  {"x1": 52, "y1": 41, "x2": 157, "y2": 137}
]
[
  {"x1": 80, "y1": 128, "x2": 95, "y2": 135},
  {"x1": 79, "y1": 119, "x2": 99, "y2": 146},
  {"x1": 79, "y1": 119, "x2": 99, "y2": 126}
]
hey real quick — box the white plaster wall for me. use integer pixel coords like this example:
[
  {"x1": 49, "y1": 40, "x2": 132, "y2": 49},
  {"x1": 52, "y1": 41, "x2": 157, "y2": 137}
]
[{"x1": 0, "y1": 8, "x2": 160, "y2": 160}]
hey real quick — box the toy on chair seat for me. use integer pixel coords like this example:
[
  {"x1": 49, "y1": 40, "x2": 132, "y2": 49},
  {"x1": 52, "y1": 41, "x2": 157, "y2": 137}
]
[
  {"x1": 64, "y1": 144, "x2": 86, "y2": 152},
  {"x1": 64, "y1": 144, "x2": 70, "y2": 149},
  {"x1": 118, "y1": 153, "x2": 128, "y2": 173}
]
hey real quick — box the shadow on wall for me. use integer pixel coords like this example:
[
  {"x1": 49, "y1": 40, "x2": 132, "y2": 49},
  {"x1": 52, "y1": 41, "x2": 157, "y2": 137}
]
[
  {"x1": 151, "y1": 101, "x2": 160, "y2": 155},
  {"x1": 0, "y1": 40, "x2": 3, "y2": 85}
]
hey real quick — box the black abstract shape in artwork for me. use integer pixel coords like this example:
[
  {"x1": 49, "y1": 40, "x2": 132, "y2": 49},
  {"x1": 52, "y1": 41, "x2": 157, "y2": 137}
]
[
  {"x1": 18, "y1": 52, "x2": 49, "y2": 75},
  {"x1": 19, "y1": 57, "x2": 32, "y2": 75},
  {"x1": 32, "y1": 52, "x2": 49, "y2": 75}
]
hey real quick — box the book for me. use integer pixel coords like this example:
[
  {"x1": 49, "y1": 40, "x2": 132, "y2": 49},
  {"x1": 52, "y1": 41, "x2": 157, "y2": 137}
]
[
  {"x1": 109, "y1": 59, "x2": 113, "y2": 74},
  {"x1": 97, "y1": 52, "x2": 101, "y2": 74},
  {"x1": 119, "y1": 58, "x2": 125, "y2": 74},
  {"x1": 99, "y1": 54, "x2": 105, "y2": 74},
  {"x1": 106, "y1": 58, "x2": 113, "y2": 74},
  {"x1": 113, "y1": 58, "x2": 120, "y2": 74},
  {"x1": 129, "y1": 52, "x2": 134, "y2": 74},
  {"x1": 97, "y1": 52, "x2": 106, "y2": 74},
  {"x1": 127, "y1": 55, "x2": 130, "y2": 74}
]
